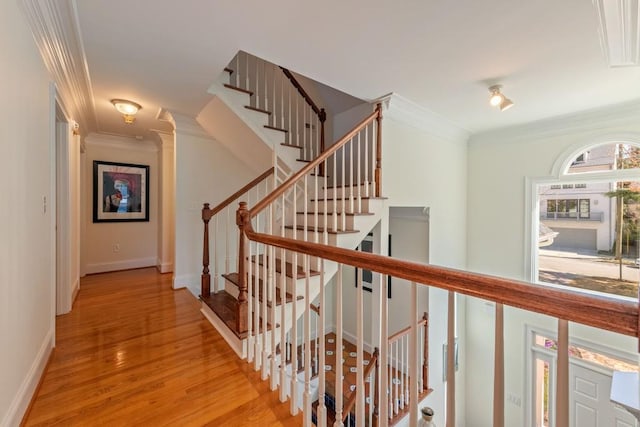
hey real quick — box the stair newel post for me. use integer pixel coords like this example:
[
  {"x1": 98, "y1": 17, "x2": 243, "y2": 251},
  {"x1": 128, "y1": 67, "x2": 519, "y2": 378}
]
[
  {"x1": 201, "y1": 203, "x2": 212, "y2": 298},
  {"x1": 236, "y1": 201, "x2": 250, "y2": 334},
  {"x1": 422, "y1": 312, "x2": 429, "y2": 393},
  {"x1": 319, "y1": 108, "x2": 327, "y2": 176},
  {"x1": 374, "y1": 103, "x2": 383, "y2": 198}
]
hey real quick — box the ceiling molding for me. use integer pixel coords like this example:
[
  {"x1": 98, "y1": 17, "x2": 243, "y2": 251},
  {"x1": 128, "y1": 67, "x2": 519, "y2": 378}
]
[
  {"x1": 470, "y1": 98, "x2": 640, "y2": 145},
  {"x1": 19, "y1": 0, "x2": 97, "y2": 131},
  {"x1": 593, "y1": 0, "x2": 640, "y2": 67},
  {"x1": 170, "y1": 112, "x2": 215, "y2": 140},
  {"x1": 374, "y1": 93, "x2": 471, "y2": 144},
  {"x1": 85, "y1": 133, "x2": 159, "y2": 153}
]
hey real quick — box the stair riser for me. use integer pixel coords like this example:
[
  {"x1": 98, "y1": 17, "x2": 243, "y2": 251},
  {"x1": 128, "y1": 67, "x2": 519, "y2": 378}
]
[
  {"x1": 294, "y1": 213, "x2": 355, "y2": 230},
  {"x1": 321, "y1": 184, "x2": 372, "y2": 199},
  {"x1": 284, "y1": 228, "x2": 338, "y2": 246},
  {"x1": 308, "y1": 199, "x2": 372, "y2": 214}
]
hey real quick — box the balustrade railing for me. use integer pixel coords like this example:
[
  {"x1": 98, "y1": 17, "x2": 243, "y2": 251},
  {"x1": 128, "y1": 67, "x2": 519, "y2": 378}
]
[
  {"x1": 226, "y1": 51, "x2": 326, "y2": 162},
  {"x1": 235, "y1": 219, "x2": 639, "y2": 426}
]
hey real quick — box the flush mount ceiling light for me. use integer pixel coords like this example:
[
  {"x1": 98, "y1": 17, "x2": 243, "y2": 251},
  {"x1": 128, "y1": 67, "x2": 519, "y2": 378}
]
[
  {"x1": 111, "y1": 99, "x2": 142, "y2": 124},
  {"x1": 593, "y1": 0, "x2": 640, "y2": 67},
  {"x1": 488, "y1": 85, "x2": 514, "y2": 112}
]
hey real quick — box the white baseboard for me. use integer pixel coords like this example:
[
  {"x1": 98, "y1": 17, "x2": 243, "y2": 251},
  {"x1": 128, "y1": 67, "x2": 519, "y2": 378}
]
[
  {"x1": 200, "y1": 303, "x2": 247, "y2": 359},
  {"x1": 84, "y1": 257, "x2": 156, "y2": 274},
  {"x1": 156, "y1": 259, "x2": 173, "y2": 274},
  {"x1": 2, "y1": 327, "x2": 54, "y2": 427},
  {"x1": 71, "y1": 278, "x2": 80, "y2": 305},
  {"x1": 173, "y1": 274, "x2": 198, "y2": 294},
  {"x1": 342, "y1": 329, "x2": 375, "y2": 354}
]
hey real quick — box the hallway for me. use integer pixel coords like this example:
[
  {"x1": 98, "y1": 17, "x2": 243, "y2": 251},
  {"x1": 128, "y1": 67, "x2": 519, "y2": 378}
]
[{"x1": 23, "y1": 268, "x2": 302, "y2": 426}]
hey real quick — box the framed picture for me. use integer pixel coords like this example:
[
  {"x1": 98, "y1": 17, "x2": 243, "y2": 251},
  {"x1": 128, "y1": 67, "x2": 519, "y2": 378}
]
[
  {"x1": 93, "y1": 160, "x2": 149, "y2": 222},
  {"x1": 355, "y1": 233, "x2": 392, "y2": 298}
]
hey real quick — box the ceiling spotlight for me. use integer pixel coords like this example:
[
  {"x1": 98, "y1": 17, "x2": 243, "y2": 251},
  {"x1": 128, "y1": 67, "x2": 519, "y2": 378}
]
[
  {"x1": 488, "y1": 85, "x2": 514, "y2": 111},
  {"x1": 488, "y1": 85, "x2": 504, "y2": 106},
  {"x1": 111, "y1": 99, "x2": 142, "y2": 124},
  {"x1": 499, "y1": 97, "x2": 514, "y2": 111}
]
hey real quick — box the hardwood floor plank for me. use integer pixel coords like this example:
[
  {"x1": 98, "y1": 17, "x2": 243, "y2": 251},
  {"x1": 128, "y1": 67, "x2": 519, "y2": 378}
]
[{"x1": 22, "y1": 268, "x2": 302, "y2": 426}]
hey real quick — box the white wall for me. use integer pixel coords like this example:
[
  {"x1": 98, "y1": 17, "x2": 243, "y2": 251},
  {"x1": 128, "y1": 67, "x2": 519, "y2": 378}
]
[
  {"x1": 172, "y1": 114, "x2": 257, "y2": 296},
  {"x1": 0, "y1": 2, "x2": 55, "y2": 424},
  {"x1": 82, "y1": 134, "x2": 159, "y2": 274},
  {"x1": 334, "y1": 97, "x2": 469, "y2": 426},
  {"x1": 382, "y1": 114, "x2": 469, "y2": 427},
  {"x1": 466, "y1": 102, "x2": 640, "y2": 427}
]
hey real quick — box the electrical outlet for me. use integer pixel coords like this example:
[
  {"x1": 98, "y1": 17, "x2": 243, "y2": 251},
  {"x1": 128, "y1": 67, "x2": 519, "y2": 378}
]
[{"x1": 113, "y1": 243, "x2": 120, "y2": 253}]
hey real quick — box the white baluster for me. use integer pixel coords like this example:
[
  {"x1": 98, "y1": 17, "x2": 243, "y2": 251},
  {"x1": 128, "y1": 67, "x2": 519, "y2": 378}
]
[
  {"x1": 247, "y1": 233, "x2": 254, "y2": 364},
  {"x1": 400, "y1": 336, "x2": 405, "y2": 410},
  {"x1": 318, "y1": 259, "x2": 327, "y2": 427},
  {"x1": 364, "y1": 124, "x2": 369, "y2": 198},
  {"x1": 341, "y1": 146, "x2": 346, "y2": 231},
  {"x1": 379, "y1": 274, "x2": 389, "y2": 423},
  {"x1": 303, "y1": 255, "x2": 312, "y2": 427},
  {"x1": 356, "y1": 260, "x2": 365, "y2": 427},
  {"x1": 446, "y1": 291, "x2": 456, "y2": 426},
  {"x1": 409, "y1": 282, "x2": 418, "y2": 426},
  {"x1": 332, "y1": 153, "x2": 337, "y2": 233},
  {"x1": 290, "y1": 248, "x2": 299, "y2": 415},
  {"x1": 556, "y1": 319, "x2": 569, "y2": 427},
  {"x1": 494, "y1": 303, "x2": 504, "y2": 427},
  {"x1": 349, "y1": 139, "x2": 354, "y2": 216},
  {"x1": 334, "y1": 264, "x2": 344, "y2": 427},
  {"x1": 357, "y1": 133, "x2": 362, "y2": 213},
  {"x1": 226, "y1": 208, "x2": 230, "y2": 275},
  {"x1": 213, "y1": 215, "x2": 219, "y2": 292}
]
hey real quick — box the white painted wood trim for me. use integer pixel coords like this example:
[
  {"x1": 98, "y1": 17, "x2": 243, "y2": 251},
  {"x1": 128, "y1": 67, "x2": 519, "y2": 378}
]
[
  {"x1": 200, "y1": 304, "x2": 247, "y2": 359},
  {"x1": 1, "y1": 327, "x2": 54, "y2": 427},
  {"x1": 374, "y1": 93, "x2": 470, "y2": 144},
  {"x1": 84, "y1": 257, "x2": 157, "y2": 275}
]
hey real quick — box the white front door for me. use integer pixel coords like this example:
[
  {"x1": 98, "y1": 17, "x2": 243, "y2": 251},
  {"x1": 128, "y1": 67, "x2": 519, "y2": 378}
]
[{"x1": 570, "y1": 363, "x2": 637, "y2": 427}]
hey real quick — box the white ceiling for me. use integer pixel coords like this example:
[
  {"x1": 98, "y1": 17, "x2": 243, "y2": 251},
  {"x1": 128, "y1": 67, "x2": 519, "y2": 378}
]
[{"x1": 70, "y1": 0, "x2": 640, "y2": 140}]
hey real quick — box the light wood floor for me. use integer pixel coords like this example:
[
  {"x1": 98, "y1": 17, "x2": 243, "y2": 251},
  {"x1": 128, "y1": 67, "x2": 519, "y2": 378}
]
[{"x1": 22, "y1": 268, "x2": 302, "y2": 426}]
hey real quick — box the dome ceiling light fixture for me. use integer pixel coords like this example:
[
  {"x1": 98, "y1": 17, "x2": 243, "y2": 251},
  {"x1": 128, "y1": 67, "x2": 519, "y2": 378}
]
[
  {"x1": 111, "y1": 99, "x2": 142, "y2": 124},
  {"x1": 488, "y1": 85, "x2": 514, "y2": 112}
]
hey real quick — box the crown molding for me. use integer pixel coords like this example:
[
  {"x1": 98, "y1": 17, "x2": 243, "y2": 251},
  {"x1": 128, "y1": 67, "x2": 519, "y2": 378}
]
[
  {"x1": 19, "y1": 0, "x2": 97, "y2": 131},
  {"x1": 471, "y1": 98, "x2": 640, "y2": 145},
  {"x1": 374, "y1": 93, "x2": 471, "y2": 144},
  {"x1": 170, "y1": 112, "x2": 215, "y2": 140},
  {"x1": 84, "y1": 133, "x2": 159, "y2": 153},
  {"x1": 593, "y1": 0, "x2": 640, "y2": 67}
]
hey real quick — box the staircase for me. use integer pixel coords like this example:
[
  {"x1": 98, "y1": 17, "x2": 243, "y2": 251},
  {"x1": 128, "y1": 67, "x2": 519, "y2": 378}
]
[
  {"x1": 196, "y1": 52, "x2": 433, "y2": 426},
  {"x1": 198, "y1": 50, "x2": 387, "y2": 411}
]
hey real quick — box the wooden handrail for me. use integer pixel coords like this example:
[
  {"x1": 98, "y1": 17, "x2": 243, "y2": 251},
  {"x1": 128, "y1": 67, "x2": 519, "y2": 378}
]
[
  {"x1": 280, "y1": 67, "x2": 323, "y2": 117},
  {"x1": 240, "y1": 226, "x2": 639, "y2": 339},
  {"x1": 200, "y1": 167, "x2": 273, "y2": 304},
  {"x1": 342, "y1": 348, "x2": 379, "y2": 422},
  {"x1": 388, "y1": 316, "x2": 428, "y2": 343},
  {"x1": 203, "y1": 167, "x2": 274, "y2": 221},
  {"x1": 249, "y1": 104, "x2": 382, "y2": 217},
  {"x1": 310, "y1": 303, "x2": 320, "y2": 314}
]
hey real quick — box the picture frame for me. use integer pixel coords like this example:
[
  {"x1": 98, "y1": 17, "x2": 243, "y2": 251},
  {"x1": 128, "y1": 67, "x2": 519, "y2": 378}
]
[
  {"x1": 355, "y1": 233, "x2": 392, "y2": 298},
  {"x1": 93, "y1": 160, "x2": 149, "y2": 223}
]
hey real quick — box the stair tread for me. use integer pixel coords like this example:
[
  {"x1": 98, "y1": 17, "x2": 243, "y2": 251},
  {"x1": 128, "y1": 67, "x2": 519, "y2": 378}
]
[
  {"x1": 200, "y1": 290, "x2": 278, "y2": 338},
  {"x1": 296, "y1": 211, "x2": 374, "y2": 217},
  {"x1": 323, "y1": 183, "x2": 370, "y2": 190},
  {"x1": 223, "y1": 83, "x2": 253, "y2": 96},
  {"x1": 281, "y1": 143, "x2": 302, "y2": 150},
  {"x1": 223, "y1": 67, "x2": 234, "y2": 74},
  {"x1": 245, "y1": 105, "x2": 271, "y2": 115},
  {"x1": 199, "y1": 291, "x2": 248, "y2": 339},
  {"x1": 285, "y1": 225, "x2": 359, "y2": 234},
  {"x1": 222, "y1": 273, "x2": 303, "y2": 306},
  {"x1": 252, "y1": 254, "x2": 320, "y2": 279},
  {"x1": 310, "y1": 196, "x2": 387, "y2": 202},
  {"x1": 264, "y1": 124, "x2": 288, "y2": 133}
]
